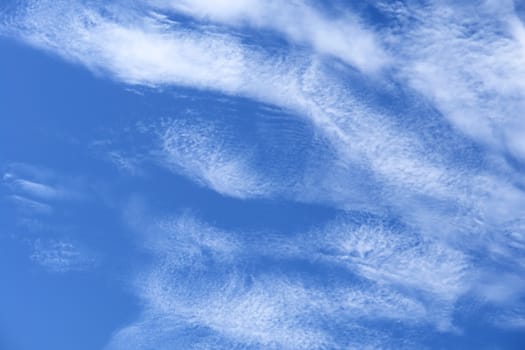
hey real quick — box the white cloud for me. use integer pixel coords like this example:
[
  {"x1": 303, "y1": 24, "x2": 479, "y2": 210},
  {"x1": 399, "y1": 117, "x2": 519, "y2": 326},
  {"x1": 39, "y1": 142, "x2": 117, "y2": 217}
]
[
  {"x1": 145, "y1": 274, "x2": 331, "y2": 349},
  {"x1": 328, "y1": 224, "x2": 468, "y2": 291},
  {"x1": 2, "y1": 163, "x2": 84, "y2": 203},
  {"x1": 2, "y1": 163, "x2": 99, "y2": 273},
  {"x1": 105, "y1": 151, "x2": 144, "y2": 176},
  {"x1": 494, "y1": 311, "x2": 525, "y2": 330},
  {"x1": 4, "y1": 1, "x2": 525, "y2": 219},
  {"x1": 106, "y1": 211, "x2": 473, "y2": 348},
  {"x1": 292, "y1": 218, "x2": 471, "y2": 330},
  {"x1": 30, "y1": 238, "x2": 95, "y2": 273},
  {"x1": 158, "y1": 119, "x2": 272, "y2": 198},
  {"x1": 251, "y1": 217, "x2": 472, "y2": 312},
  {"x1": 8, "y1": 194, "x2": 53, "y2": 214},
  {"x1": 1, "y1": 1, "x2": 249, "y2": 90},
  {"x1": 10, "y1": 178, "x2": 62, "y2": 200},
  {"x1": 5, "y1": 0, "x2": 524, "y2": 253},
  {"x1": 118, "y1": 214, "x2": 334, "y2": 349},
  {"x1": 147, "y1": 0, "x2": 389, "y2": 72},
  {"x1": 149, "y1": 213, "x2": 240, "y2": 269},
  {"x1": 340, "y1": 287, "x2": 427, "y2": 323},
  {"x1": 382, "y1": 0, "x2": 525, "y2": 161},
  {"x1": 2, "y1": 0, "x2": 489, "y2": 212},
  {"x1": 3, "y1": 1, "x2": 525, "y2": 345}
]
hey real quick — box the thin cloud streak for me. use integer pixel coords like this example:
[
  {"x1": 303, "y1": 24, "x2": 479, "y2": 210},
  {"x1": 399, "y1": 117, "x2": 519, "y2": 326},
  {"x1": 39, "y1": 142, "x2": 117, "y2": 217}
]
[
  {"x1": 2, "y1": 0, "x2": 525, "y2": 347},
  {"x1": 1, "y1": 0, "x2": 496, "y2": 213},
  {"x1": 146, "y1": 0, "x2": 389, "y2": 72},
  {"x1": 30, "y1": 238, "x2": 96, "y2": 273},
  {"x1": 381, "y1": 0, "x2": 525, "y2": 161},
  {"x1": 105, "y1": 211, "x2": 474, "y2": 348}
]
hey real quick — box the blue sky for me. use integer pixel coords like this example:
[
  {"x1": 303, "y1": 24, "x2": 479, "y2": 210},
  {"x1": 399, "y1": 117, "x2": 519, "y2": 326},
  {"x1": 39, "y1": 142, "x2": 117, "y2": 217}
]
[{"x1": 1, "y1": 0, "x2": 525, "y2": 349}]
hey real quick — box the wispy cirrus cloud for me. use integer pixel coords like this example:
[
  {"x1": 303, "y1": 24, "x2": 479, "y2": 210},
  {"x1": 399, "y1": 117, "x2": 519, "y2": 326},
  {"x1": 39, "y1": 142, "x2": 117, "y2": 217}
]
[
  {"x1": 0, "y1": 0, "x2": 485, "y2": 211},
  {"x1": 16, "y1": 0, "x2": 520, "y2": 332},
  {"x1": 110, "y1": 213, "x2": 334, "y2": 349},
  {"x1": 105, "y1": 211, "x2": 474, "y2": 348},
  {"x1": 1, "y1": 162, "x2": 98, "y2": 272},
  {"x1": 0, "y1": 1, "x2": 245, "y2": 90},
  {"x1": 158, "y1": 118, "x2": 272, "y2": 199},
  {"x1": 7, "y1": 194, "x2": 53, "y2": 215},
  {"x1": 146, "y1": 0, "x2": 389, "y2": 72},
  {"x1": 3, "y1": 0, "x2": 525, "y2": 347},
  {"x1": 2, "y1": 163, "x2": 82, "y2": 214},
  {"x1": 380, "y1": 0, "x2": 525, "y2": 162},
  {"x1": 108, "y1": 201, "x2": 525, "y2": 347},
  {"x1": 3, "y1": 1, "x2": 525, "y2": 218},
  {"x1": 30, "y1": 238, "x2": 96, "y2": 273},
  {"x1": 125, "y1": 115, "x2": 380, "y2": 206}
]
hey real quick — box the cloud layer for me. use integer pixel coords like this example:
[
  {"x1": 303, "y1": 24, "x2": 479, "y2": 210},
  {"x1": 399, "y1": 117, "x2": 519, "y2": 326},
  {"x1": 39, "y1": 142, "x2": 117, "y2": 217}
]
[
  {"x1": 2, "y1": 0, "x2": 525, "y2": 348},
  {"x1": 107, "y1": 213, "x2": 452, "y2": 349}
]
